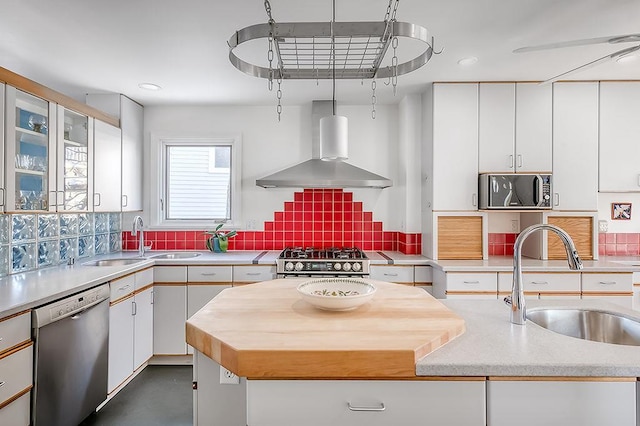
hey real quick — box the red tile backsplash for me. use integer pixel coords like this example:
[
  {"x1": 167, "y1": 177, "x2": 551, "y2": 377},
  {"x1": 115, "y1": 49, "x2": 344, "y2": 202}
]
[
  {"x1": 488, "y1": 233, "x2": 518, "y2": 256},
  {"x1": 123, "y1": 189, "x2": 421, "y2": 254}
]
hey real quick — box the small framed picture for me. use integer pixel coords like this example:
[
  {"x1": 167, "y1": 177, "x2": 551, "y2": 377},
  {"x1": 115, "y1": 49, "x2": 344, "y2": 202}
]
[{"x1": 611, "y1": 202, "x2": 632, "y2": 220}]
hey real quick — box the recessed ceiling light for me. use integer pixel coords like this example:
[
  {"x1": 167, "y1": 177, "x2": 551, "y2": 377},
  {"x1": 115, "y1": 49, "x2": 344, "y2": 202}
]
[
  {"x1": 138, "y1": 83, "x2": 162, "y2": 91},
  {"x1": 616, "y1": 54, "x2": 639, "y2": 64},
  {"x1": 457, "y1": 56, "x2": 478, "y2": 66}
]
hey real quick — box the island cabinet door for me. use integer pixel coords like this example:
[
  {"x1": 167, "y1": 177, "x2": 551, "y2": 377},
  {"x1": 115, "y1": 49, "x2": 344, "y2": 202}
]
[
  {"x1": 246, "y1": 380, "x2": 486, "y2": 426},
  {"x1": 487, "y1": 379, "x2": 636, "y2": 426}
]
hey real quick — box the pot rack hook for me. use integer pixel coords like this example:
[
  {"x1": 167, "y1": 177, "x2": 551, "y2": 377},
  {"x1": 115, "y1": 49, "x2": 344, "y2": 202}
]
[{"x1": 432, "y1": 36, "x2": 444, "y2": 55}]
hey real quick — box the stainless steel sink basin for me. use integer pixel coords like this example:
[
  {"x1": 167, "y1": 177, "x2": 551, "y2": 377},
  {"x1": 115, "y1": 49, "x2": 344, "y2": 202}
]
[
  {"x1": 527, "y1": 308, "x2": 640, "y2": 346},
  {"x1": 82, "y1": 258, "x2": 147, "y2": 266},
  {"x1": 151, "y1": 252, "x2": 202, "y2": 259}
]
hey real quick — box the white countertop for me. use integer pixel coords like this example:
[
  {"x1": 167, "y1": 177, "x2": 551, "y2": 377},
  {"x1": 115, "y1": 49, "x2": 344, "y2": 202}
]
[
  {"x1": 431, "y1": 256, "x2": 639, "y2": 272},
  {"x1": 417, "y1": 298, "x2": 640, "y2": 377}
]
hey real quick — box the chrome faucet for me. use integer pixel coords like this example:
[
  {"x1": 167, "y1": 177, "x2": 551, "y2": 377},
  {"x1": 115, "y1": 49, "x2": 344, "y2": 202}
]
[
  {"x1": 504, "y1": 224, "x2": 583, "y2": 325},
  {"x1": 132, "y1": 215, "x2": 146, "y2": 257}
]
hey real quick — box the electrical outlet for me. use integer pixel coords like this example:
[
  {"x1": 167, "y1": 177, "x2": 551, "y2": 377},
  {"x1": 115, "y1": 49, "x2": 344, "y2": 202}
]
[
  {"x1": 598, "y1": 220, "x2": 608, "y2": 233},
  {"x1": 219, "y1": 366, "x2": 240, "y2": 384},
  {"x1": 511, "y1": 219, "x2": 519, "y2": 233}
]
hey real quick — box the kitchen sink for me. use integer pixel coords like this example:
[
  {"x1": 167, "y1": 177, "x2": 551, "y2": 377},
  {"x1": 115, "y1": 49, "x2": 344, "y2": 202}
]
[
  {"x1": 527, "y1": 308, "x2": 640, "y2": 346},
  {"x1": 82, "y1": 258, "x2": 147, "y2": 267},
  {"x1": 151, "y1": 252, "x2": 202, "y2": 259}
]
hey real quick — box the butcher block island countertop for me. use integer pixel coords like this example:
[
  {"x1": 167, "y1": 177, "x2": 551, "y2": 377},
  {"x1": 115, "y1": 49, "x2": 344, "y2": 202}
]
[{"x1": 186, "y1": 278, "x2": 465, "y2": 378}]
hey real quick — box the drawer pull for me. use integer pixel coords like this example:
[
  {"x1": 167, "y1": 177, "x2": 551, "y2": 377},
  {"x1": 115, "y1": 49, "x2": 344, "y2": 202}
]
[
  {"x1": 118, "y1": 284, "x2": 131, "y2": 291},
  {"x1": 200, "y1": 273, "x2": 217, "y2": 276},
  {"x1": 246, "y1": 272, "x2": 262, "y2": 276},
  {"x1": 347, "y1": 402, "x2": 386, "y2": 412},
  {"x1": 0, "y1": 381, "x2": 4, "y2": 388},
  {"x1": 383, "y1": 273, "x2": 398, "y2": 277},
  {"x1": 598, "y1": 281, "x2": 617, "y2": 285},
  {"x1": 530, "y1": 281, "x2": 549, "y2": 285},
  {"x1": 463, "y1": 280, "x2": 480, "y2": 284}
]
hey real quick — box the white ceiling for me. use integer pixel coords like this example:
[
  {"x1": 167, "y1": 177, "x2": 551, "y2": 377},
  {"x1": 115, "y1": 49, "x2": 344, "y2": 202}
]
[{"x1": 1, "y1": 0, "x2": 639, "y2": 107}]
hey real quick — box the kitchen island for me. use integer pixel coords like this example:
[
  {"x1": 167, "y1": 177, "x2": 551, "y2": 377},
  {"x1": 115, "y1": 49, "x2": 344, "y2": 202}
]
[{"x1": 187, "y1": 278, "x2": 640, "y2": 426}]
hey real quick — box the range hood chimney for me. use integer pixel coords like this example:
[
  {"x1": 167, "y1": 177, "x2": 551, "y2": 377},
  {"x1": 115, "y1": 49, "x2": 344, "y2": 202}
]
[{"x1": 256, "y1": 101, "x2": 392, "y2": 189}]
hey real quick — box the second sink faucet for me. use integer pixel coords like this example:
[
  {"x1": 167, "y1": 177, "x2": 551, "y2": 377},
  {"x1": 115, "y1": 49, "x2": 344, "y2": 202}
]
[
  {"x1": 504, "y1": 224, "x2": 583, "y2": 325},
  {"x1": 131, "y1": 215, "x2": 148, "y2": 257}
]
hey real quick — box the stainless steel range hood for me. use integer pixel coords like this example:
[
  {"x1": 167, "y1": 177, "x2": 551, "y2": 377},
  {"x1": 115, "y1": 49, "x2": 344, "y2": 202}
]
[{"x1": 256, "y1": 101, "x2": 392, "y2": 189}]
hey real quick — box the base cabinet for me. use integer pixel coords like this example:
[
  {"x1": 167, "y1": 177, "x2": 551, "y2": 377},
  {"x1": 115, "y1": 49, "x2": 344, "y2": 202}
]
[
  {"x1": 187, "y1": 284, "x2": 230, "y2": 354},
  {"x1": 0, "y1": 392, "x2": 30, "y2": 425},
  {"x1": 153, "y1": 285, "x2": 187, "y2": 355},
  {"x1": 487, "y1": 379, "x2": 636, "y2": 426},
  {"x1": 247, "y1": 379, "x2": 486, "y2": 426}
]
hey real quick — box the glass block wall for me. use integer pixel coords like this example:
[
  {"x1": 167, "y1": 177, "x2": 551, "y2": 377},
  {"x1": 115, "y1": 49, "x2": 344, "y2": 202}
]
[{"x1": 0, "y1": 212, "x2": 122, "y2": 276}]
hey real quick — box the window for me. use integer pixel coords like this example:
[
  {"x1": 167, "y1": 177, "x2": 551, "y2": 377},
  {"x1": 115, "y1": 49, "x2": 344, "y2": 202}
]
[{"x1": 152, "y1": 136, "x2": 241, "y2": 227}]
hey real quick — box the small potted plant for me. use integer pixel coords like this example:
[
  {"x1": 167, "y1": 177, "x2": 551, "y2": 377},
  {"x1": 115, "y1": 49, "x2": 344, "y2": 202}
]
[{"x1": 205, "y1": 223, "x2": 237, "y2": 253}]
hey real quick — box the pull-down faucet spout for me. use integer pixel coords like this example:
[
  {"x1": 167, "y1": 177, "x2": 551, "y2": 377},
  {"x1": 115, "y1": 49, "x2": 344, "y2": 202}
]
[
  {"x1": 131, "y1": 216, "x2": 145, "y2": 257},
  {"x1": 505, "y1": 224, "x2": 583, "y2": 325}
]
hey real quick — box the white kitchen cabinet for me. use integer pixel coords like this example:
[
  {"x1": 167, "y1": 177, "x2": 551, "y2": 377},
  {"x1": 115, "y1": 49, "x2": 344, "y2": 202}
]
[
  {"x1": 108, "y1": 293, "x2": 134, "y2": 393},
  {"x1": 414, "y1": 265, "x2": 433, "y2": 294},
  {"x1": 487, "y1": 379, "x2": 636, "y2": 426},
  {"x1": 4, "y1": 86, "x2": 56, "y2": 211},
  {"x1": 153, "y1": 285, "x2": 187, "y2": 355},
  {"x1": 599, "y1": 82, "x2": 640, "y2": 191},
  {"x1": 514, "y1": 83, "x2": 552, "y2": 173},
  {"x1": 498, "y1": 271, "x2": 581, "y2": 298},
  {"x1": 478, "y1": 83, "x2": 516, "y2": 173},
  {"x1": 186, "y1": 284, "x2": 230, "y2": 355},
  {"x1": 0, "y1": 392, "x2": 30, "y2": 425},
  {"x1": 0, "y1": 83, "x2": 5, "y2": 213},
  {"x1": 154, "y1": 265, "x2": 187, "y2": 283},
  {"x1": 133, "y1": 286, "x2": 154, "y2": 370},
  {"x1": 552, "y1": 82, "x2": 599, "y2": 211},
  {"x1": 0, "y1": 311, "x2": 31, "y2": 353},
  {"x1": 581, "y1": 272, "x2": 633, "y2": 308},
  {"x1": 369, "y1": 265, "x2": 414, "y2": 284},
  {"x1": 233, "y1": 265, "x2": 276, "y2": 285},
  {"x1": 187, "y1": 265, "x2": 233, "y2": 283},
  {"x1": 247, "y1": 379, "x2": 486, "y2": 426},
  {"x1": 93, "y1": 119, "x2": 122, "y2": 212},
  {"x1": 433, "y1": 269, "x2": 497, "y2": 299},
  {"x1": 431, "y1": 83, "x2": 479, "y2": 210},
  {"x1": 86, "y1": 93, "x2": 143, "y2": 211}
]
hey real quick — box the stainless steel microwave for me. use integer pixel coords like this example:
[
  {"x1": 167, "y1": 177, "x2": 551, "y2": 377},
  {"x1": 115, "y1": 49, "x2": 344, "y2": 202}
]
[{"x1": 479, "y1": 173, "x2": 552, "y2": 209}]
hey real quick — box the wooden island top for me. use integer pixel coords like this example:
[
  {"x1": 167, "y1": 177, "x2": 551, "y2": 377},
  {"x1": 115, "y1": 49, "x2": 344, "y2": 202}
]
[{"x1": 186, "y1": 279, "x2": 465, "y2": 379}]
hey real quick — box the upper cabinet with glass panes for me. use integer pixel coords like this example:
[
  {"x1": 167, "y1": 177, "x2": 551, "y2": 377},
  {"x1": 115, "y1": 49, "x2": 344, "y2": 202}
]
[
  {"x1": 4, "y1": 87, "x2": 56, "y2": 212},
  {"x1": 57, "y1": 107, "x2": 92, "y2": 212}
]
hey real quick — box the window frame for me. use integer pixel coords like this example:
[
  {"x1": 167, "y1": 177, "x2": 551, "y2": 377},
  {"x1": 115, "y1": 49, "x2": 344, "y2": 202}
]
[{"x1": 149, "y1": 134, "x2": 242, "y2": 229}]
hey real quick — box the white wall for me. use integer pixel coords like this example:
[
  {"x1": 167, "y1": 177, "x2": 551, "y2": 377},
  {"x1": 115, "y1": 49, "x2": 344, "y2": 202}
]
[
  {"x1": 143, "y1": 103, "x2": 401, "y2": 230},
  {"x1": 598, "y1": 192, "x2": 640, "y2": 233}
]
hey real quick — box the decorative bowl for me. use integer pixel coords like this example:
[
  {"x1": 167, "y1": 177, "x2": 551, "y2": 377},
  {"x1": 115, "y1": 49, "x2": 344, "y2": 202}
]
[{"x1": 297, "y1": 278, "x2": 376, "y2": 311}]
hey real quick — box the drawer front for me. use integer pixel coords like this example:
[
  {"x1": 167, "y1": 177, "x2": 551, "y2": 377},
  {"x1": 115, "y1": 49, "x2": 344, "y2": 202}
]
[
  {"x1": 247, "y1": 380, "x2": 486, "y2": 426},
  {"x1": 414, "y1": 266, "x2": 432, "y2": 284},
  {"x1": 499, "y1": 272, "x2": 580, "y2": 293},
  {"x1": 110, "y1": 274, "x2": 135, "y2": 301},
  {"x1": 233, "y1": 265, "x2": 275, "y2": 283},
  {"x1": 154, "y1": 266, "x2": 187, "y2": 283},
  {"x1": 0, "y1": 392, "x2": 30, "y2": 425},
  {"x1": 447, "y1": 272, "x2": 497, "y2": 292},
  {"x1": 0, "y1": 344, "x2": 32, "y2": 406},
  {"x1": 446, "y1": 293, "x2": 497, "y2": 300},
  {"x1": 582, "y1": 294, "x2": 633, "y2": 309},
  {"x1": 188, "y1": 266, "x2": 233, "y2": 283},
  {"x1": 135, "y1": 267, "x2": 154, "y2": 290},
  {"x1": 0, "y1": 313, "x2": 30, "y2": 353},
  {"x1": 370, "y1": 266, "x2": 414, "y2": 284},
  {"x1": 582, "y1": 273, "x2": 633, "y2": 293}
]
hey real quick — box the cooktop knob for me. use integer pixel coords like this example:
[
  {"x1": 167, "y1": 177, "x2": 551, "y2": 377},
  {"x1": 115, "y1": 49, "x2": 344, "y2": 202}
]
[
  {"x1": 333, "y1": 263, "x2": 342, "y2": 271},
  {"x1": 295, "y1": 262, "x2": 304, "y2": 271},
  {"x1": 352, "y1": 262, "x2": 361, "y2": 272},
  {"x1": 285, "y1": 262, "x2": 294, "y2": 271},
  {"x1": 343, "y1": 262, "x2": 352, "y2": 271}
]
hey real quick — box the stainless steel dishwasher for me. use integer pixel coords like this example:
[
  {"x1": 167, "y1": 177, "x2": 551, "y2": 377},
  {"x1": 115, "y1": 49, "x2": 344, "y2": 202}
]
[{"x1": 32, "y1": 283, "x2": 110, "y2": 426}]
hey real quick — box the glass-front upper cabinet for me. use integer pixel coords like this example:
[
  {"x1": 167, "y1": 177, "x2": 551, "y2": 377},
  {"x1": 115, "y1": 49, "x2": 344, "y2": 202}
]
[
  {"x1": 4, "y1": 87, "x2": 56, "y2": 211},
  {"x1": 57, "y1": 107, "x2": 92, "y2": 211}
]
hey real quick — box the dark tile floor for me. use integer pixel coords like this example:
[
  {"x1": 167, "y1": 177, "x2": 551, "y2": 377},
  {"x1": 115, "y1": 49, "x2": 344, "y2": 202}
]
[{"x1": 80, "y1": 365, "x2": 193, "y2": 426}]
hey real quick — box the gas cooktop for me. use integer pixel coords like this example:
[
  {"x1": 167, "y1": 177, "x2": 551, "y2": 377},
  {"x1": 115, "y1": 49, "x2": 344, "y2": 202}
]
[{"x1": 277, "y1": 247, "x2": 370, "y2": 277}]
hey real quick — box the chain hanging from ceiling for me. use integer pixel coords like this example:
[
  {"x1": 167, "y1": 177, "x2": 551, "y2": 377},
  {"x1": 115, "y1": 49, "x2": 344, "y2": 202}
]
[{"x1": 229, "y1": 0, "x2": 442, "y2": 120}]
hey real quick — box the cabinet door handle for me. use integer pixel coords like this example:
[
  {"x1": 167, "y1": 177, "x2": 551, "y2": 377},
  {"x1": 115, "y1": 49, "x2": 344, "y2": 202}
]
[
  {"x1": 347, "y1": 402, "x2": 386, "y2": 412},
  {"x1": 0, "y1": 381, "x2": 5, "y2": 388},
  {"x1": 517, "y1": 154, "x2": 523, "y2": 168},
  {"x1": 132, "y1": 300, "x2": 137, "y2": 316},
  {"x1": 554, "y1": 193, "x2": 560, "y2": 207},
  {"x1": 509, "y1": 155, "x2": 514, "y2": 169},
  {"x1": 637, "y1": 174, "x2": 640, "y2": 187},
  {"x1": 118, "y1": 284, "x2": 131, "y2": 291},
  {"x1": 200, "y1": 272, "x2": 217, "y2": 276},
  {"x1": 384, "y1": 273, "x2": 398, "y2": 277},
  {"x1": 530, "y1": 281, "x2": 549, "y2": 285},
  {"x1": 122, "y1": 194, "x2": 128, "y2": 207},
  {"x1": 472, "y1": 193, "x2": 477, "y2": 207},
  {"x1": 94, "y1": 192, "x2": 101, "y2": 206},
  {"x1": 151, "y1": 290, "x2": 154, "y2": 305},
  {"x1": 463, "y1": 280, "x2": 480, "y2": 284},
  {"x1": 246, "y1": 272, "x2": 261, "y2": 276},
  {"x1": 0, "y1": 188, "x2": 4, "y2": 207},
  {"x1": 598, "y1": 281, "x2": 617, "y2": 285}
]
